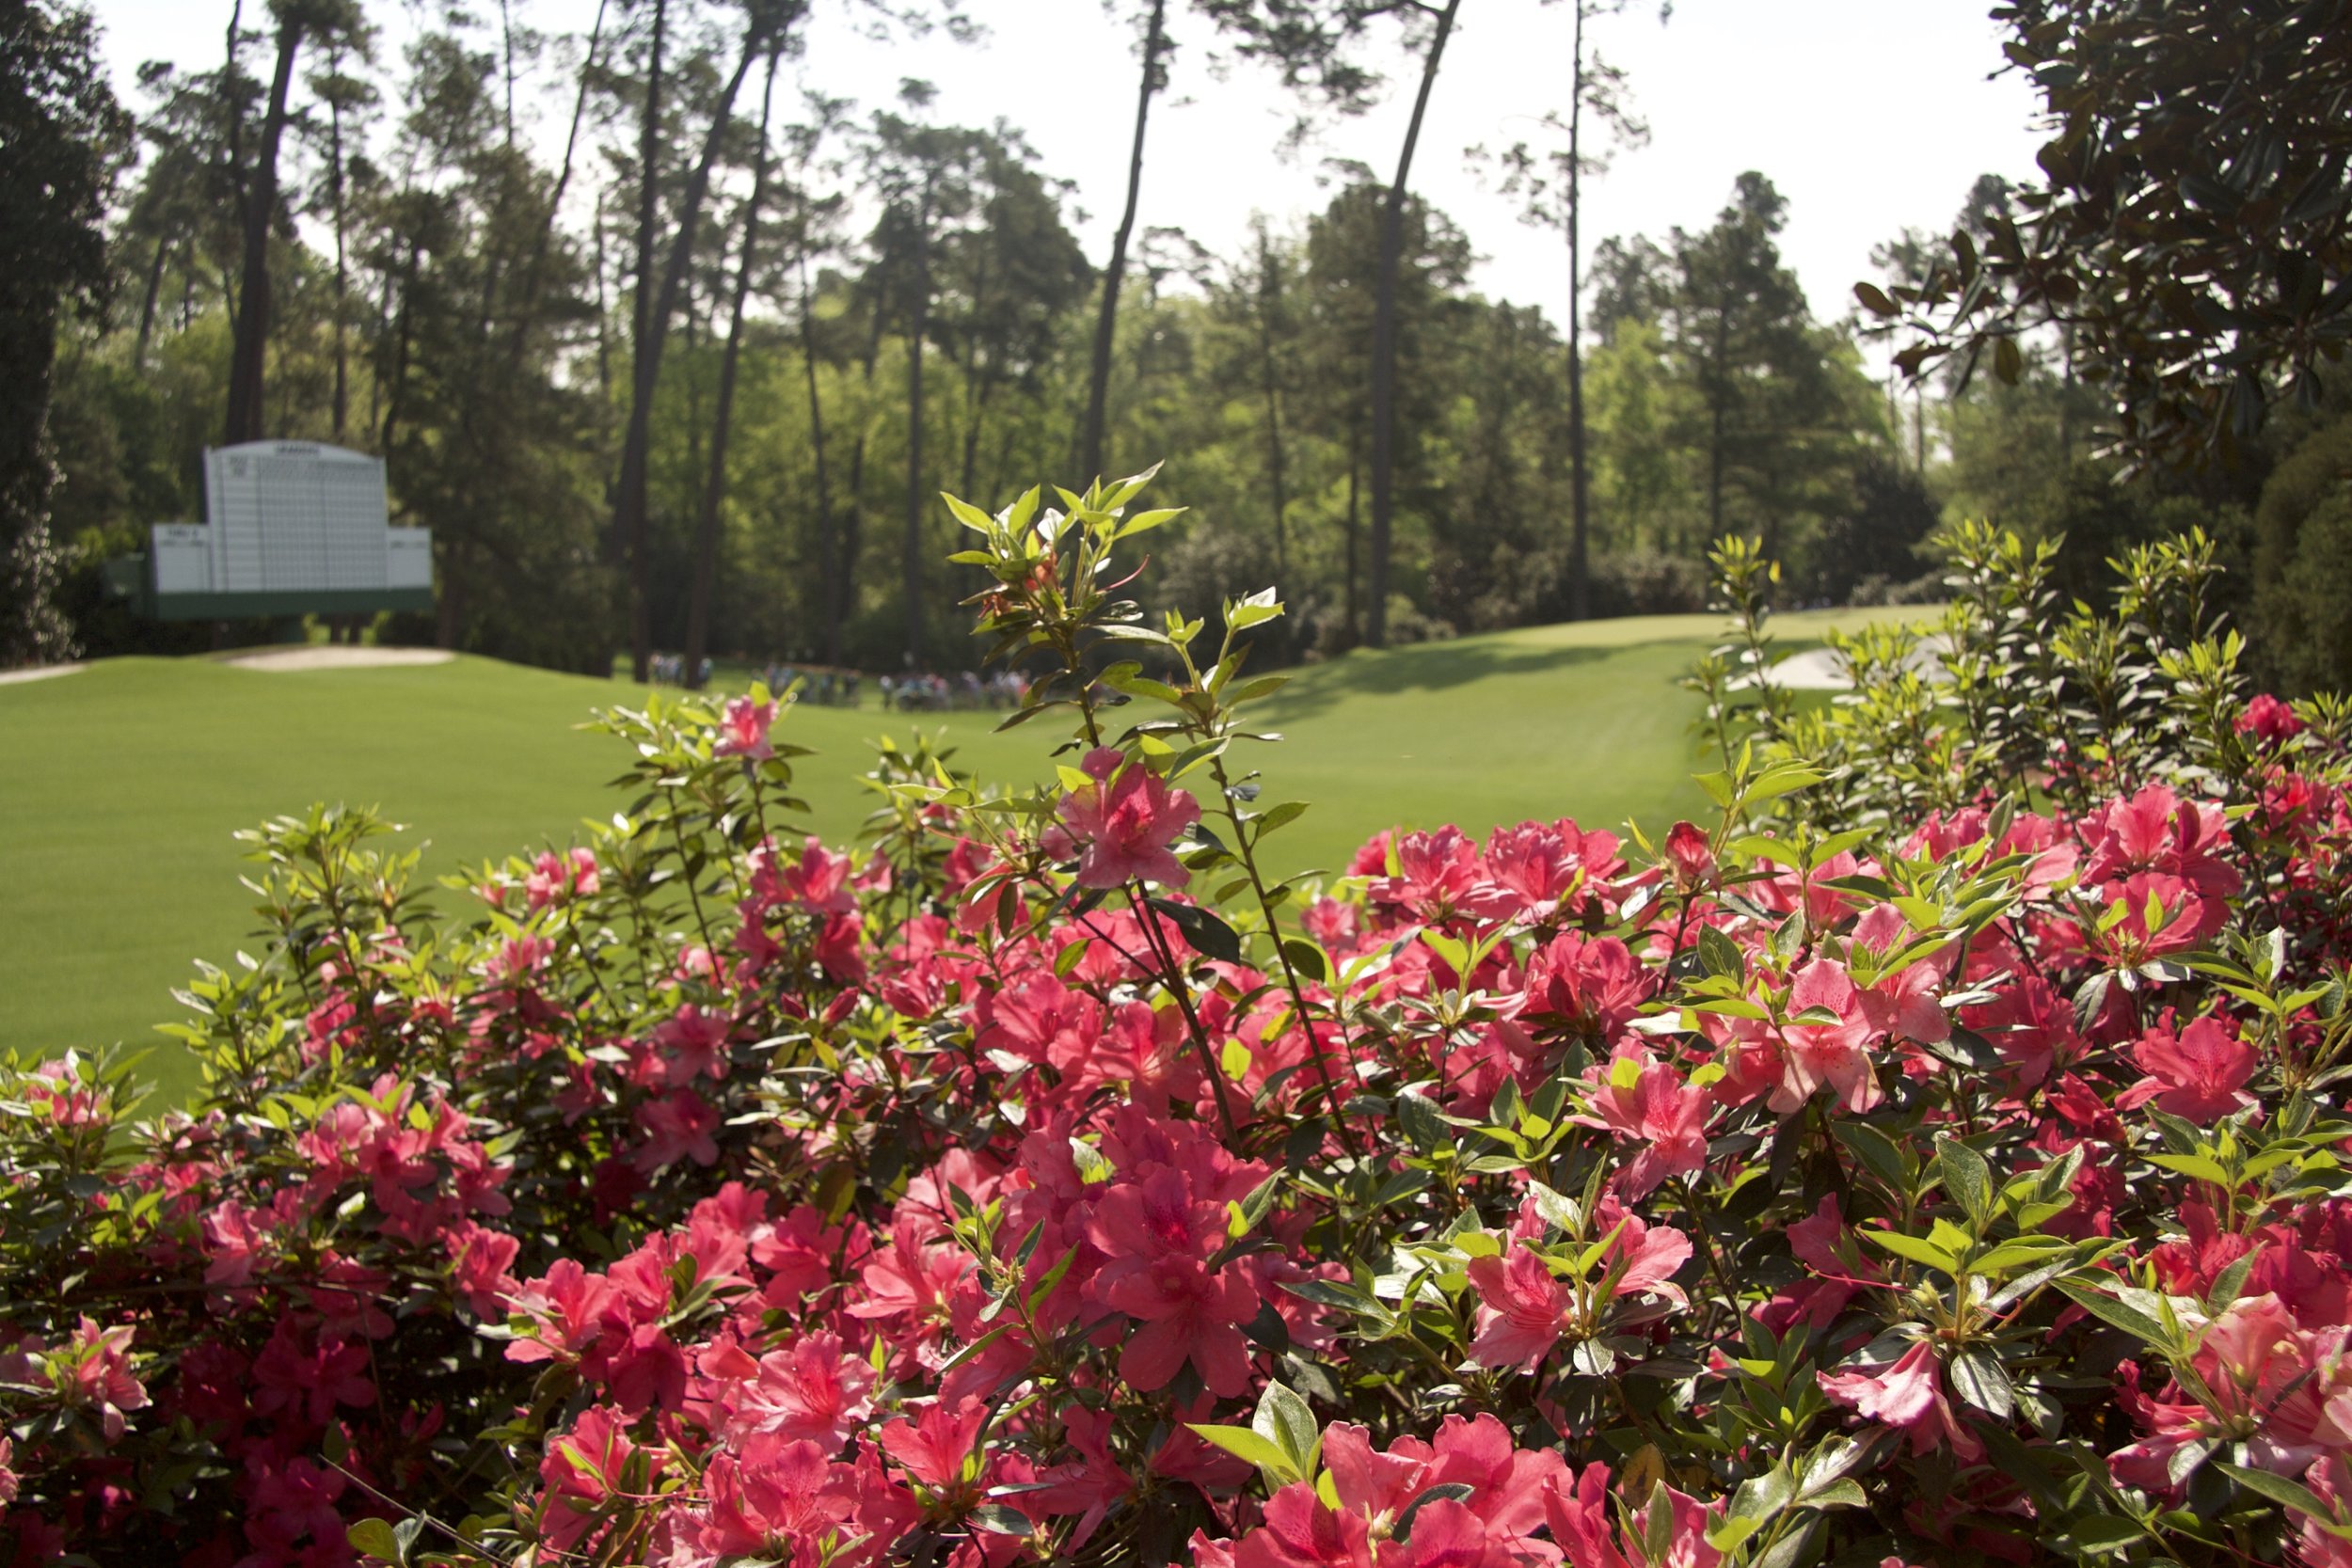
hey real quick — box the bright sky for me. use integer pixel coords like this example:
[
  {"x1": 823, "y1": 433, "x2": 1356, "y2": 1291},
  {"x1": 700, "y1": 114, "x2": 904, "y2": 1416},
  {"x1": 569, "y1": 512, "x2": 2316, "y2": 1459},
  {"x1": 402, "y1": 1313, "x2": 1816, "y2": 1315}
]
[{"x1": 86, "y1": 0, "x2": 2049, "y2": 335}]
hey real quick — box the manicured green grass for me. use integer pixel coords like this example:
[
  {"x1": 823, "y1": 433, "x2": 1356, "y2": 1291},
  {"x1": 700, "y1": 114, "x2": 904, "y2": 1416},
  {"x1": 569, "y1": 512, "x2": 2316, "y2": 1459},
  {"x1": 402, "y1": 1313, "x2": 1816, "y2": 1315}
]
[{"x1": 0, "y1": 606, "x2": 1919, "y2": 1100}]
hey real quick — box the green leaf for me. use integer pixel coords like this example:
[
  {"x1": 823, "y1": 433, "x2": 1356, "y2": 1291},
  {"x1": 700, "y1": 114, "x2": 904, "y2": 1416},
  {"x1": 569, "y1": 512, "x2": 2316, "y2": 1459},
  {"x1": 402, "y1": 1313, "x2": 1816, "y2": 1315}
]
[
  {"x1": 968, "y1": 1503, "x2": 1035, "y2": 1536},
  {"x1": 1187, "y1": 1422, "x2": 1296, "y2": 1481},
  {"x1": 2148, "y1": 1152, "x2": 2232, "y2": 1186},
  {"x1": 1280, "y1": 937, "x2": 1328, "y2": 983},
  {"x1": 2053, "y1": 1278, "x2": 2172, "y2": 1347},
  {"x1": 1149, "y1": 897, "x2": 1244, "y2": 964},
  {"x1": 1730, "y1": 1460, "x2": 1796, "y2": 1525},
  {"x1": 2206, "y1": 1250, "x2": 2258, "y2": 1313},
  {"x1": 2064, "y1": 1513, "x2": 2147, "y2": 1552},
  {"x1": 1252, "y1": 1379, "x2": 1323, "y2": 1479},
  {"x1": 346, "y1": 1520, "x2": 405, "y2": 1566},
  {"x1": 1705, "y1": 1516, "x2": 1765, "y2": 1554},
  {"x1": 1949, "y1": 1346, "x2": 2014, "y2": 1418},
  {"x1": 1971, "y1": 1237, "x2": 2074, "y2": 1275},
  {"x1": 1118, "y1": 506, "x2": 1185, "y2": 537},
  {"x1": 1745, "y1": 766, "x2": 1825, "y2": 803},
  {"x1": 1836, "y1": 1121, "x2": 1912, "y2": 1191},
  {"x1": 1854, "y1": 280, "x2": 1899, "y2": 318},
  {"x1": 1862, "y1": 1228, "x2": 1959, "y2": 1275},
  {"x1": 1398, "y1": 1090, "x2": 1451, "y2": 1155},
  {"x1": 2217, "y1": 1462, "x2": 2339, "y2": 1521},
  {"x1": 941, "y1": 492, "x2": 1000, "y2": 534},
  {"x1": 1935, "y1": 1135, "x2": 1995, "y2": 1225},
  {"x1": 1696, "y1": 926, "x2": 1745, "y2": 981},
  {"x1": 1393, "y1": 1483, "x2": 1476, "y2": 1544}
]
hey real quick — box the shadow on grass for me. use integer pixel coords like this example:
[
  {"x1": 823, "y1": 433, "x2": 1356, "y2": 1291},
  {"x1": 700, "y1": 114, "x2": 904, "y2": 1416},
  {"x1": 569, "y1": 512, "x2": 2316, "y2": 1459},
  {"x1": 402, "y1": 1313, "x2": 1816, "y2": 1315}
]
[{"x1": 1260, "y1": 637, "x2": 1693, "y2": 721}]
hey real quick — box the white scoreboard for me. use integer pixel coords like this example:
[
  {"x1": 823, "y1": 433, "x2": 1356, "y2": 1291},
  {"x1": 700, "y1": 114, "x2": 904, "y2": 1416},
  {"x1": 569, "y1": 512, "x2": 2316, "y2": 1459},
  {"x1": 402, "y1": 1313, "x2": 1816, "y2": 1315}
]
[{"x1": 134, "y1": 443, "x2": 433, "y2": 618}]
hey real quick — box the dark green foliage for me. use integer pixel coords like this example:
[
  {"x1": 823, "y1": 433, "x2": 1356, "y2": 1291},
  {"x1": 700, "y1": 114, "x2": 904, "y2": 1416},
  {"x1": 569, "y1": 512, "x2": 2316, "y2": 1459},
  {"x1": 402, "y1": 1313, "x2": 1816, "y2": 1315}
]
[
  {"x1": 2254, "y1": 411, "x2": 2352, "y2": 695},
  {"x1": 0, "y1": 0, "x2": 128, "y2": 666},
  {"x1": 1805, "y1": 456, "x2": 1940, "y2": 606}
]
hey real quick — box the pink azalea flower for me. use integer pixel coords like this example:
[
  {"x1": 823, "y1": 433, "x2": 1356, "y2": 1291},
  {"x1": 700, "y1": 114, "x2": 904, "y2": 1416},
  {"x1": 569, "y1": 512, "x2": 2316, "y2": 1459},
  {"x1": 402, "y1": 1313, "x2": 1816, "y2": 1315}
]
[
  {"x1": 1367, "y1": 825, "x2": 1485, "y2": 918},
  {"x1": 1849, "y1": 904, "x2": 1951, "y2": 1047},
  {"x1": 879, "y1": 1395, "x2": 989, "y2": 1493},
  {"x1": 631, "y1": 1089, "x2": 721, "y2": 1172},
  {"x1": 1664, "y1": 819, "x2": 1715, "y2": 884},
  {"x1": 711, "y1": 1332, "x2": 877, "y2": 1449},
  {"x1": 1464, "y1": 820, "x2": 1580, "y2": 919},
  {"x1": 1819, "y1": 1339, "x2": 1982, "y2": 1461},
  {"x1": 1545, "y1": 1462, "x2": 1724, "y2": 1568},
  {"x1": 1580, "y1": 1053, "x2": 1712, "y2": 1198},
  {"x1": 250, "y1": 1314, "x2": 374, "y2": 1428},
  {"x1": 1773, "y1": 958, "x2": 1881, "y2": 1114},
  {"x1": 540, "y1": 1404, "x2": 661, "y2": 1553},
  {"x1": 54, "y1": 1317, "x2": 148, "y2": 1442},
  {"x1": 1522, "y1": 930, "x2": 1652, "y2": 1043},
  {"x1": 447, "y1": 1222, "x2": 523, "y2": 1319},
  {"x1": 1102, "y1": 1253, "x2": 1260, "y2": 1397},
  {"x1": 2122, "y1": 1014, "x2": 2259, "y2": 1120},
  {"x1": 1465, "y1": 1246, "x2": 1577, "y2": 1370},
  {"x1": 1057, "y1": 746, "x2": 1201, "y2": 889},
  {"x1": 714, "y1": 694, "x2": 776, "y2": 760},
  {"x1": 2237, "y1": 692, "x2": 2304, "y2": 750},
  {"x1": 651, "y1": 1004, "x2": 736, "y2": 1085},
  {"x1": 505, "y1": 1258, "x2": 616, "y2": 1366},
  {"x1": 699, "y1": 1433, "x2": 855, "y2": 1558}
]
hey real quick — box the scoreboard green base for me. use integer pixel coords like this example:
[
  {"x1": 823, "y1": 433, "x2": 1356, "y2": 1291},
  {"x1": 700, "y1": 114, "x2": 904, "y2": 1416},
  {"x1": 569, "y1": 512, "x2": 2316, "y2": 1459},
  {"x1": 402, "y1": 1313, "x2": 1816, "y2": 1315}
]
[{"x1": 102, "y1": 559, "x2": 435, "y2": 622}]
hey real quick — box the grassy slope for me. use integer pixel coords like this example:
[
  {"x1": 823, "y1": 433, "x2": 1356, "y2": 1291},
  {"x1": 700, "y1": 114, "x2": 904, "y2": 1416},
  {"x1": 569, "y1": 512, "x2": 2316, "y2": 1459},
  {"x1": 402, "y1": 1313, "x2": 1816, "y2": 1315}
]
[{"x1": 0, "y1": 607, "x2": 1915, "y2": 1097}]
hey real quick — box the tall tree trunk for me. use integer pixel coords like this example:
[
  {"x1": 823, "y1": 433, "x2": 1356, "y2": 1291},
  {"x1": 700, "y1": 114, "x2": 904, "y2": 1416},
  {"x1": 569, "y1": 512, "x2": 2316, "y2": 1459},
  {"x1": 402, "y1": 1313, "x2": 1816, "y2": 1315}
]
[
  {"x1": 1344, "y1": 420, "x2": 1361, "y2": 643},
  {"x1": 134, "y1": 230, "x2": 170, "y2": 367},
  {"x1": 835, "y1": 289, "x2": 887, "y2": 666},
  {"x1": 223, "y1": 11, "x2": 306, "y2": 446},
  {"x1": 1707, "y1": 301, "x2": 1729, "y2": 539},
  {"x1": 327, "y1": 60, "x2": 348, "y2": 441},
  {"x1": 1079, "y1": 0, "x2": 1167, "y2": 483},
  {"x1": 1565, "y1": 0, "x2": 1590, "y2": 620},
  {"x1": 959, "y1": 246, "x2": 989, "y2": 498},
  {"x1": 498, "y1": 0, "x2": 518, "y2": 148},
  {"x1": 613, "y1": 0, "x2": 664, "y2": 568},
  {"x1": 902, "y1": 170, "x2": 934, "y2": 667},
  {"x1": 798, "y1": 245, "x2": 836, "y2": 662},
  {"x1": 1365, "y1": 0, "x2": 1462, "y2": 647},
  {"x1": 2058, "y1": 319, "x2": 2074, "y2": 468},
  {"x1": 612, "y1": 10, "x2": 773, "y2": 684},
  {"x1": 684, "y1": 49, "x2": 781, "y2": 690},
  {"x1": 1254, "y1": 225, "x2": 1289, "y2": 578},
  {"x1": 592, "y1": 195, "x2": 613, "y2": 403}
]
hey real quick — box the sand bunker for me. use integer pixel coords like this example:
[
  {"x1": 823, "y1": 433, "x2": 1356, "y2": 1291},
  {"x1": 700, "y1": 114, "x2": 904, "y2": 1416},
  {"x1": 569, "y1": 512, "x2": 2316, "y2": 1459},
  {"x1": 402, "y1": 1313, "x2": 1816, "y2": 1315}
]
[
  {"x1": 222, "y1": 646, "x2": 456, "y2": 673},
  {"x1": 1770, "y1": 633, "x2": 1948, "y2": 690},
  {"x1": 0, "y1": 663, "x2": 85, "y2": 688}
]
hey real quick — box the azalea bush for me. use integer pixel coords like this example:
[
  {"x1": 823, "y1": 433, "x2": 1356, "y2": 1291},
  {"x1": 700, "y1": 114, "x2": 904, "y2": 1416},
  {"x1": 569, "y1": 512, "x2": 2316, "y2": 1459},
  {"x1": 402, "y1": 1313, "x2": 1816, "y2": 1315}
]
[{"x1": 6, "y1": 470, "x2": 2352, "y2": 1568}]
